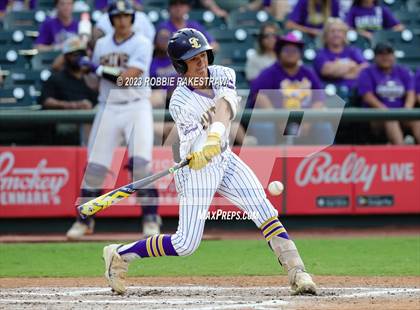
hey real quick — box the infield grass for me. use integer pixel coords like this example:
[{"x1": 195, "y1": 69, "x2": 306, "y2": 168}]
[{"x1": 0, "y1": 237, "x2": 419, "y2": 277}]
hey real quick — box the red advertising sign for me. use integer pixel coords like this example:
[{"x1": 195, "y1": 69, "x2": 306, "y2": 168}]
[
  {"x1": 285, "y1": 146, "x2": 354, "y2": 215},
  {"x1": 0, "y1": 147, "x2": 78, "y2": 217},
  {"x1": 353, "y1": 146, "x2": 420, "y2": 214}
]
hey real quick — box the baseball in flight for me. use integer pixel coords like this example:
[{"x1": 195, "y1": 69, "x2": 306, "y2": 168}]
[{"x1": 268, "y1": 181, "x2": 284, "y2": 196}]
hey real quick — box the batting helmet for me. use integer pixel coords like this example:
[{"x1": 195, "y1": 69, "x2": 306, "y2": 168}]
[
  {"x1": 108, "y1": 0, "x2": 135, "y2": 26},
  {"x1": 167, "y1": 28, "x2": 214, "y2": 74}
]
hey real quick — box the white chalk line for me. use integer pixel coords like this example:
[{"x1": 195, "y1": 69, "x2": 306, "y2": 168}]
[{"x1": 0, "y1": 286, "x2": 419, "y2": 308}]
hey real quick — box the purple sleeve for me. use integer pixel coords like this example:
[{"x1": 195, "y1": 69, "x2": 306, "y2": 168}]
[
  {"x1": 288, "y1": 0, "x2": 307, "y2": 24},
  {"x1": 247, "y1": 70, "x2": 272, "y2": 108},
  {"x1": 0, "y1": 0, "x2": 8, "y2": 11},
  {"x1": 307, "y1": 67, "x2": 323, "y2": 89},
  {"x1": 35, "y1": 19, "x2": 53, "y2": 45},
  {"x1": 313, "y1": 50, "x2": 329, "y2": 77},
  {"x1": 400, "y1": 67, "x2": 414, "y2": 92},
  {"x1": 382, "y1": 6, "x2": 399, "y2": 29},
  {"x1": 416, "y1": 69, "x2": 420, "y2": 94},
  {"x1": 331, "y1": 0, "x2": 340, "y2": 17},
  {"x1": 357, "y1": 67, "x2": 374, "y2": 96},
  {"x1": 263, "y1": 0, "x2": 271, "y2": 6},
  {"x1": 345, "y1": 8, "x2": 356, "y2": 28},
  {"x1": 350, "y1": 47, "x2": 366, "y2": 64}
]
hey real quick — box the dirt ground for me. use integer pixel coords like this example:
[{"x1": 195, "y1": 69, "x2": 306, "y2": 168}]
[
  {"x1": 1, "y1": 227, "x2": 419, "y2": 309},
  {"x1": 0, "y1": 276, "x2": 419, "y2": 309}
]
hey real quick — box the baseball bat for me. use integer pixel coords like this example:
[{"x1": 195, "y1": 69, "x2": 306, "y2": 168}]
[{"x1": 77, "y1": 159, "x2": 189, "y2": 218}]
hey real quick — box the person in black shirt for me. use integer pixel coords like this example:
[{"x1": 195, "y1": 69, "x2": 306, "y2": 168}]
[{"x1": 39, "y1": 36, "x2": 98, "y2": 145}]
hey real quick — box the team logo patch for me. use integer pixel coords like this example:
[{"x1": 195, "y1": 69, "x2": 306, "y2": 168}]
[
  {"x1": 189, "y1": 37, "x2": 201, "y2": 49},
  {"x1": 117, "y1": 1, "x2": 125, "y2": 11}
]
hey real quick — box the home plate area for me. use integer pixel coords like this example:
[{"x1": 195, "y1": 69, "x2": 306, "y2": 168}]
[{"x1": 0, "y1": 286, "x2": 419, "y2": 309}]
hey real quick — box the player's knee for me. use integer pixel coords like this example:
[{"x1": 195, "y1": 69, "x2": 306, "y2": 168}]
[
  {"x1": 84, "y1": 163, "x2": 108, "y2": 188},
  {"x1": 127, "y1": 156, "x2": 151, "y2": 180}
]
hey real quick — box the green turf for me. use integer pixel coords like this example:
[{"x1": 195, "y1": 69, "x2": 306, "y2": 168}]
[{"x1": 0, "y1": 237, "x2": 419, "y2": 277}]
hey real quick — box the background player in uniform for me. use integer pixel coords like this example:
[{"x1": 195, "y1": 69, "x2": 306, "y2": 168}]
[
  {"x1": 66, "y1": 0, "x2": 161, "y2": 240},
  {"x1": 101, "y1": 28, "x2": 317, "y2": 296}
]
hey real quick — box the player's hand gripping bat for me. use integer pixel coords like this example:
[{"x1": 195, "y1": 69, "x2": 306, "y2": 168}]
[{"x1": 77, "y1": 159, "x2": 189, "y2": 218}]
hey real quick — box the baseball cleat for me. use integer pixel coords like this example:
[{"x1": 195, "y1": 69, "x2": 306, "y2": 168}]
[
  {"x1": 142, "y1": 215, "x2": 162, "y2": 237},
  {"x1": 66, "y1": 220, "x2": 95, "y2": 240},
  {"x1": 103, "y1": 244, "x2": 128, "y2": 295},
  {"x1": 291, "y1": 270, "x2": 317, "y2": 295}
]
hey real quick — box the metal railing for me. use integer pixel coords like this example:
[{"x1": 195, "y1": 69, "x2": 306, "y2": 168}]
[{"x1": 0, "y1": 108, "x2": 420, "y2": 124}]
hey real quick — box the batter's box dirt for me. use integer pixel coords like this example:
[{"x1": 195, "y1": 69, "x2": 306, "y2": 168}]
[{"x1": 0, "y1": 286, "x2": 419, "y2": 310}]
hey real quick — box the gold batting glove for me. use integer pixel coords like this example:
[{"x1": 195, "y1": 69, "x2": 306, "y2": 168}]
[
  {"x1": 202, "y1": 133, "x2": 221, "y2": 160},
  {"x1": 187, "y1": 151, "x2": 209, "y2": 170}
]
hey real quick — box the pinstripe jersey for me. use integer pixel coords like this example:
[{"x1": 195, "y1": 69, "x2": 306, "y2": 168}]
[{"x1": 169, "y1": 65, "x2": 236, "y2": 160}]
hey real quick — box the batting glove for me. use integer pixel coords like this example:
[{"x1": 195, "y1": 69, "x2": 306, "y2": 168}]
[
  {"x1": 202, "y1": 133, "x2": 221, "y2": 160},
  {"x1": 187, "y1": 151, "x2": 209, "y2": 170}
]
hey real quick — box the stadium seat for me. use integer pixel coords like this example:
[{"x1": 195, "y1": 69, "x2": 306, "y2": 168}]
[
  {"x1": 347, "y1": 30, "x2": 371, "y2": 50},
  {"x1": 143, "y1": 0, "x2": 169, "y2": 7},
  {"x1": 372, "y1": 29, "x2": 420, "y2": 47},
  {"x1": 144, "y1": 6, "x2": 168, "y2": 25},
  {"x1": 395, "y1": 46, "x2": 420, "y2": 70},
  {"x1": 187, "y1": 9, "x2": 224, "y2": 29},
  {"x1": 0, "y1": 48, "x2": 28, "y2": 70},
  {"x1": 380, "y1": 0, "x2": 407, "y2": 12},
  {"x1": 0, "y1": 30, "x2": 34, "y2": 50},
  {"x1": 35, "y1": 0, "x2": 56, "y2": 11},
  {"x1": 227, "y1": 10, "x2": 274, "y2": 33},
  {"x1": 0, "y1": 87, "x2": 36, "y2": 109},
  {"x1": 406, "y1": 0, "x2": 420, "y2": 11},
  {"x1": 3, "y1": 68, "x2": 49, "y2": 98},
  {"x1": 208, "y1": 27, "x2": 254, "y2": 45},
  {"x1": 395, "y1": 11, "x2": 420, "y2": 32},
  {"x1": 3, "y1": 10, "x2": 46, "y2": 33},
  {"x1": 31, "y1": 51, "x2": 61, "y2": 70}
]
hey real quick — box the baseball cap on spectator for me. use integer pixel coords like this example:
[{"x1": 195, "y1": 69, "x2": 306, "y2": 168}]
[
  {"x1": 275, "y1": 33, "x2": 304, "y2": 53},
  {"x1": 374, "y1": 42, "x2": 394, "y2": 55},
  {"x1": 62, "y1": 36, "x2": 87, "y2": 54}
]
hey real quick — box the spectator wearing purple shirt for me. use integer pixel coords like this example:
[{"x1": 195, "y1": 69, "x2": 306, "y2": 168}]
[
  {"x1": 156, "y1": 0, "x2": 218, "y2": 51},
  {"x1": 314, "y1": 18, "x2": 368, "y2": 98},
  {"x1": 415, "y1": 68, "x2": 420, "y2": 106},
  {"x1": 358, "y1": 42, "x2": 420, "y2": 144},
  {"x1": 95, "y1": 0, "x2": 142, "y2": 11},
  {"x1": 35, "y1": 0, "x2": 79, "y2": 52},
  {"x1": 285, "y1": 0, "x2": 340, "y2": 37},
  {"x1": 345, "y1": 0, "x2": 404, "y2": 40},
  {"x1": 247, "y1": 33, "x2": 334, "y2": 145}
]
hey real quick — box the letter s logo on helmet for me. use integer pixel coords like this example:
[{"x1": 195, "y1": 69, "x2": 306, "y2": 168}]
[
  {"x1": 167, "y1": 28, "x2": 214, "y2": 74},
  {"x1": 189, "y1": 37, "x2": 201, "y2": 49}
]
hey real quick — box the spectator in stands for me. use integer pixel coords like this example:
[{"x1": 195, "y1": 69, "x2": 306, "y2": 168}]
[
  {"x1": 39, "y1": 36, "x2": 98, "y2": 143},
  {"x1": 95, "y1": 0, "x2": 142, "y2": 11},
  {"x1": 416, "y1": 68, "x2": 420, "y2": 106},
  {"x1": 240, "y1": 0, "x2": 291, "y2": 21},
  {"x1": 247, "y1": 33, "x2": 333, "y2": 145},
  {"x1": 35, "y1": 0, "x2": 79, "y2": 52},
  {"x1": 314, "y1": 18, "x2": 368, "y2": 99},
  {"x1": 357, "y1": 42, "x2": 420, "y2": 144},
  {"x1": 285, "y1": 0, "x2": 340, "y2": 37},
  {"x1": 93, "y1": 0, "x2": 155, "y2": 43},
  {"x1": 0, "y1": 0, "x2": 36, "y2": 12},
  {"x1": 345, "y1": 0, "x2": 404, "y2": 40},
  {"x1": 245, "y1": 22, "x2": 279, "y2": 82},
  {"x1": 149, "y1": 28, "x2": 178, "y2": 144},
  {"x1": 156, "y1": 0, "x2": 218, "y2": 50}
]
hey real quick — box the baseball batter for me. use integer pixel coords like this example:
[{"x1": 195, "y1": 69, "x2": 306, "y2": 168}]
[
  {"x1": 102, "y1": 28, "x2": 317, "y2": 296},
  {"x1": 66, "y1": 0, "x2": 161, "y2": 240}
]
